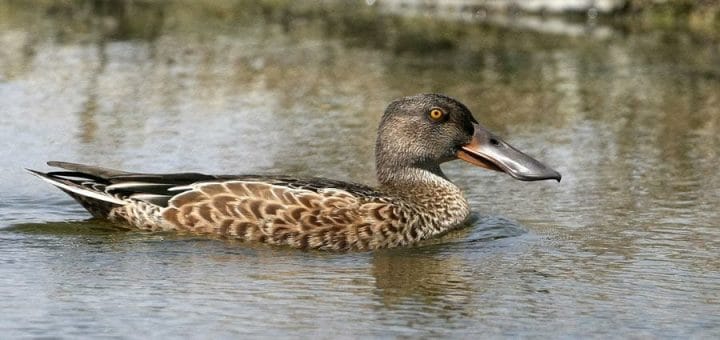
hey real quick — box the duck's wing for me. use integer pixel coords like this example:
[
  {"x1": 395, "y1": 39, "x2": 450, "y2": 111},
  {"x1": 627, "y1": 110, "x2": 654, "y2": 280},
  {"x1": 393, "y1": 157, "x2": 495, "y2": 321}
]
[
  {"x1": 29, "y1": 162, "x2": 398, "y2": 250},
  {"x1": 161, "y1": 177, "x2": 401, "y2": 249},
  {"x1": 31, "y1": 161, "x2": 386, "y2": 207},
  {"x1": 28, "y1": 161, "x2": 222, "y2": 207}
]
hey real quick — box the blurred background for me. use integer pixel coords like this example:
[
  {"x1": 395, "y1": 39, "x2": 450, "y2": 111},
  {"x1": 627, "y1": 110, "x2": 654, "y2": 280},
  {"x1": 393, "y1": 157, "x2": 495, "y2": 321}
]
[{"x1": 1, "y1": 0, "x2": 719, "y2": 338}]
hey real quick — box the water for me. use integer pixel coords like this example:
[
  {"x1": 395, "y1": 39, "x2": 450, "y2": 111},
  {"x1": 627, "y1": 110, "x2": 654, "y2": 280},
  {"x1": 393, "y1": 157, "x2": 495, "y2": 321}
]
[{"x1": 1, "y1": 1, "x2": 719, "y2": 338}]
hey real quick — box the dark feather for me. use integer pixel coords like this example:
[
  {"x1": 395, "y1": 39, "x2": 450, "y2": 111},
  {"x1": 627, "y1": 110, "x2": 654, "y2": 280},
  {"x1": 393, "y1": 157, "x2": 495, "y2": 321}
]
[
  {"x1": 40, "y1": 161, "x2": 387, "y2": 207},
  {"x1": 47, "y1": 161, "x2": 130, "y2": 177}
]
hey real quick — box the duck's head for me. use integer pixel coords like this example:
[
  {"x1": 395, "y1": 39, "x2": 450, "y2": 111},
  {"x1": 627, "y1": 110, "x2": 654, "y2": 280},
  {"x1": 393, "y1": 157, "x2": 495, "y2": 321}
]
[{"x1": 375, "y1": 93, "x2": 561, "y2": 185}]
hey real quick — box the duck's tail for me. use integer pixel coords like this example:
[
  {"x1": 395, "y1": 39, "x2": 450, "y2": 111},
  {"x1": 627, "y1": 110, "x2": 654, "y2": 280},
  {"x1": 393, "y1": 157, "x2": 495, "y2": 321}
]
[{"x1": 26, "y1": 162, "x2": 128, "y2": 219}]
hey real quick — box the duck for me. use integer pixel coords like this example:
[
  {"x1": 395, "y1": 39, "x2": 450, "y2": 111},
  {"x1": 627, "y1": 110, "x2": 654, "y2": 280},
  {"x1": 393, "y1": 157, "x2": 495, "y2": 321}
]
[{"x1": 28, "y1": 93, "x2": 560, "y2": 251}]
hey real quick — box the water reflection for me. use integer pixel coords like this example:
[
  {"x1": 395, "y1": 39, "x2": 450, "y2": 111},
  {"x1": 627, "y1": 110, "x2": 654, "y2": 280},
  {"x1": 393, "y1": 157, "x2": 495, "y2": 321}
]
[{"x1": 371, "y1": 215, "x2": 523, "y2": 304}]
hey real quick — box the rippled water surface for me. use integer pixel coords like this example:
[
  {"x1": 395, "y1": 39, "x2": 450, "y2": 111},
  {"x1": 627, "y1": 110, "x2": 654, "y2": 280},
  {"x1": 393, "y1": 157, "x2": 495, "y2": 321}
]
[{"x1": 1, "y1": 1, "x2": 719, "y2": 338}]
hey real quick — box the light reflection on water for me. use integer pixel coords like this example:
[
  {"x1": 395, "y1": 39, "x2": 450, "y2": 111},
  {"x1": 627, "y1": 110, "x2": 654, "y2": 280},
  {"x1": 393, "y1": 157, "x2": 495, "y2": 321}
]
[{"x1": 0, "y1": 1, "x2": 719, "y2": 338}]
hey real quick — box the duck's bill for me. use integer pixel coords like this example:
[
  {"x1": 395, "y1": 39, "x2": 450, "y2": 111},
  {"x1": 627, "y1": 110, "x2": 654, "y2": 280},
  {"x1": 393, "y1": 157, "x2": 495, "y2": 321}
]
[{"x1": 457, "y1": 123, "x2": 561, "y2": 182}]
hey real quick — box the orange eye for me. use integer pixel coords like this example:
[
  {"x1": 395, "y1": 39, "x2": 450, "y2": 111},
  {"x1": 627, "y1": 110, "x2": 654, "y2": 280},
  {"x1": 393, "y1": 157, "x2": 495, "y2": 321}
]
[{"x1": 428, "y1": 108, "x2": 445, "y2": 121}]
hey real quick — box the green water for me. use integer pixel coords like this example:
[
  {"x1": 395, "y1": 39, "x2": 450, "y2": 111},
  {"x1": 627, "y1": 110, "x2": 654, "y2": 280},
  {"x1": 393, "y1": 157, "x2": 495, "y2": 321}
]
[{"x1": 1, "y1": 1, "x2": 719, "y2": 337}]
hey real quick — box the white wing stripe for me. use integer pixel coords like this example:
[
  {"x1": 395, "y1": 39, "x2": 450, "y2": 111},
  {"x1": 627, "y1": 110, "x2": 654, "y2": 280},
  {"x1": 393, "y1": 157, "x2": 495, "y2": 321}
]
[
  {"x1": 29, "y1": 172, "x2": 126, "y2": 205},
  {"x1": 106, "y1": 182, "x2": 175, "y2": 191}
]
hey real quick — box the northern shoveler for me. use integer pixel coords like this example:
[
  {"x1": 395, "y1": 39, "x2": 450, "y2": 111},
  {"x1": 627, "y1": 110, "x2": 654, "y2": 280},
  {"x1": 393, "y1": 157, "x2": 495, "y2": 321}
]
[{"x1": 29, "y1": 93, "x2": 560, "y2": 251}]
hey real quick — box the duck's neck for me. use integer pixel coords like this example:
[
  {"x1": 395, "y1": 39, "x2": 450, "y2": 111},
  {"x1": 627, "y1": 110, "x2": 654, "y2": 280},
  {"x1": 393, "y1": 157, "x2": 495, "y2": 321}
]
[
  {"x1": 377, "y1": 162, "x2": 447, "y2": 188},
  {"x1": 377, "y1": 165, "x2": 470, "y2": 234}
]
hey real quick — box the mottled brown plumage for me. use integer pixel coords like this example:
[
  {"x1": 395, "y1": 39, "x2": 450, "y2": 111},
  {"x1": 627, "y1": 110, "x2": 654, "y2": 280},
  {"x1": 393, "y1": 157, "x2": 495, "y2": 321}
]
[{"x1": 29, "y1": 94, "x2": 561, "y2": 251}]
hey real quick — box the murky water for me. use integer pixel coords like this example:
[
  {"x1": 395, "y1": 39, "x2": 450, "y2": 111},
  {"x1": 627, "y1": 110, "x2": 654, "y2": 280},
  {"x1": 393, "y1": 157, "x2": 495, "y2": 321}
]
[{"x1": 1, "y1": 1, "x2": 719, "y2": 337}]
